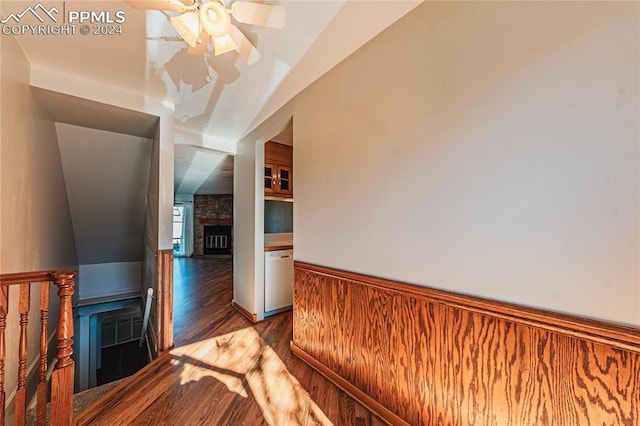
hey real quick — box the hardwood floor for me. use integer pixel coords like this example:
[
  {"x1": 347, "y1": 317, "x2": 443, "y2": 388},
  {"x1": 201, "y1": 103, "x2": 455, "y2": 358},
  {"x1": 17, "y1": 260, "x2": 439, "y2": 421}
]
[{"x1": 75, "y1": 258, "x2": 385, "y2": 425}]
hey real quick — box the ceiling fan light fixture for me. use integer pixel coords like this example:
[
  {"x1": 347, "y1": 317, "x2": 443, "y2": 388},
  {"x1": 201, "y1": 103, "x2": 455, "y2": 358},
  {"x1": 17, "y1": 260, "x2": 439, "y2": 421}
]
[
  {"x1": 133, "y1": 0, "x2": 283, "y2": 64},
  {"x1": 200, "y1": 1, "x2": 231, "y2": 38},
  {"x1": 170, "y1": 11, "x2": 200, "y2": 47},
  {"x1": 212, "y1": 34, "x2": 237, "y2": 55}
]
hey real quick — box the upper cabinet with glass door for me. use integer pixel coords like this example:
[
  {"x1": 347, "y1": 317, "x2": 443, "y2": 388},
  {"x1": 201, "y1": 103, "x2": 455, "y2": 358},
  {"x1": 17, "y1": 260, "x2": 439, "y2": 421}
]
[{"x1": 264, "y1": 141, "x2": 293, "y2": 198}]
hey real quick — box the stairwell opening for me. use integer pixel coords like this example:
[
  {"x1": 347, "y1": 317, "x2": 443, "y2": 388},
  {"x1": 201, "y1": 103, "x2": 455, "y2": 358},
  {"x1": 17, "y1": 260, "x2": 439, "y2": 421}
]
[{"x1": 96, "y1": 307, "x2": 149, "y2": 386}]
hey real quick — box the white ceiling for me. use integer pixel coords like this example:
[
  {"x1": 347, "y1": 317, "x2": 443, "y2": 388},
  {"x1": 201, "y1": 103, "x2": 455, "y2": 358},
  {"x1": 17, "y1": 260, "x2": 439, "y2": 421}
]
[
  {"x1": 56, "y1": 123, "x2": 153, "y2": 265},
  {"x1": 174, "y1": 145, "x2": 234, "y2": 194},
  {"x1": 14, "y1": 0, "x2": 421, "y2": 194}
]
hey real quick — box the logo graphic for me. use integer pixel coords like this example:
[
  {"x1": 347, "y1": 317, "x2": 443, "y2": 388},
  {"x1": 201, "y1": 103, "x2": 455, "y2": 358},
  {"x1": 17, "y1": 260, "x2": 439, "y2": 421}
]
[
  {"x1": 1, "y1": 2, "x2": 125, "y2": 37},
  {"x1": 1, "y1": 2, "x2": 59, "y2": 24}
]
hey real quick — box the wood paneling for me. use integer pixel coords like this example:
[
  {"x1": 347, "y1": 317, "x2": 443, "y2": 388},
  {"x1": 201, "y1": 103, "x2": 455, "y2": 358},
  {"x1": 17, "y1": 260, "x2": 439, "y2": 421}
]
[
  {"x1": 291, "y1": 343, "x2": 407, "y2": 425},
  {"x1": 293, "y1": 262, "x2": 640, "y2": 425},
  {"x1": 157, "y1": 249, "x2": 174, "y2": 351}
]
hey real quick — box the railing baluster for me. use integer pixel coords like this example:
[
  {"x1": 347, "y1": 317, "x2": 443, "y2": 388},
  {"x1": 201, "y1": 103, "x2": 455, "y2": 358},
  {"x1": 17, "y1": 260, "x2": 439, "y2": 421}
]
[
  {"x1": 16, "y1": 283, "x2": 30, "y2": 426},
  {"x1": 0, "y1": 286, "x2": 8, "y2": 426},
  {"x1": 50, "y1": 272, "x2": 75, "y2": 426},
  {"x1": 0, "y1": 270, "x2": 77, "y2": 425},
  {"x1": 37, "y1": 282, "x2": 50, "y2": 426}
]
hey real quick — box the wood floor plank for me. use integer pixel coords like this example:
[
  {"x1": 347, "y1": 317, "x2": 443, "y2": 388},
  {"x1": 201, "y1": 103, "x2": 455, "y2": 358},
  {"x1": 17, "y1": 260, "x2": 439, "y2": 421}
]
[{"x1": 75, "y1": 258, "x2": 380, "y2": 425}]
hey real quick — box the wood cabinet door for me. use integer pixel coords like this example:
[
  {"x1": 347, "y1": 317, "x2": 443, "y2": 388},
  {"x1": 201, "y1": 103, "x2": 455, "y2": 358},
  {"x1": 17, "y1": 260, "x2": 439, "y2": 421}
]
[
  {"x1": 277, "y1": 165, "x2": 293, "y2": 196},
  {"x1": 265, "y1": 141, "x2": 293, "y2": 197},
  {"x1": 266, "y1": 141, "x2": 292, "y2": 165},
  {"x1": 264, "y1": 162, "x2": 277, "y2": 194}
]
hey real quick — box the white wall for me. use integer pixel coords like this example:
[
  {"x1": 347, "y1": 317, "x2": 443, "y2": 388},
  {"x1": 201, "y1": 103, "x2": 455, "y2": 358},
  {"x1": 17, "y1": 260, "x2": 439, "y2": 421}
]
[
  {"x1": 55, "y1": 123, "x2": 153, "y2": 265},
  {"x1": 233, "y1": 135, "x2": 258, "y2": 315},
  {"x1": 233, "y1": 103, "x2": 294, "y2": 319},
  {"x1": 293, "y1": 2, "x2": 640, "y2": 325},
  {"x1": 30, "y1": 58, "x2": 175, "y2": 352},
  {"x1": 78, "y1": 262, "x2": 142, "y2": 300},
  {"x1": 157, "y1": 113, "x2": 175, "y2": 250},
  {"x1": 30, "y1": 64, "x2": 174, "y2": 252},
  {"x1": 0, "y1": 35, "x2": 77, "y2": 408},
  {"x1": 142, "y1": 127, "x2": 160, "y2": 351}
]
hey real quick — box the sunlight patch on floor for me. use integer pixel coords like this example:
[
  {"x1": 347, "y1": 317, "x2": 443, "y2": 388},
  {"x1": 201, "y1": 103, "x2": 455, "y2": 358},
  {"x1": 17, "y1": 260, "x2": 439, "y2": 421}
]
[
  {"x1": 170, "y1": 327, "x2": 333, "y2": 425},
  {"x1": 170, "y1": 355, "x2": 249, "y2": 398}
]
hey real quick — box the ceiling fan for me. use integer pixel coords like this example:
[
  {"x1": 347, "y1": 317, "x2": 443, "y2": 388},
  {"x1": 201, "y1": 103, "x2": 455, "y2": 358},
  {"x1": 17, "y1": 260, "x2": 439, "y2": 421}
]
[{"x1": 126, "y1": 0, "x2": 285, "y2": 65}]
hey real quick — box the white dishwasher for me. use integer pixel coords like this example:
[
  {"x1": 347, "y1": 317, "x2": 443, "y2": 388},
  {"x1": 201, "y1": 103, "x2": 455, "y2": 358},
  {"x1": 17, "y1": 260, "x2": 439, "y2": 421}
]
[{"x1": 264, "y1": 249, "x2": 294, "y2": 314}]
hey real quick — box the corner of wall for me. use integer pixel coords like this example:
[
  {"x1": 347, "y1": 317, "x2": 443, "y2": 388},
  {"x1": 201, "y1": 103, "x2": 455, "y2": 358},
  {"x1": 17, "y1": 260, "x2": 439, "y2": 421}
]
[
  {"x1": 233, "y1": 137, "x2": 257, "y2": 313},
  {"x1": 233, "y1": 102, "x2": 296, "y2": 319}
]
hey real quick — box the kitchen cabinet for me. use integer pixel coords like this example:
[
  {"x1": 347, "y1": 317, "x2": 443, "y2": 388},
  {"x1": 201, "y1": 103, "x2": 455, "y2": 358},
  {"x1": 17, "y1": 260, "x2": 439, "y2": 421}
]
[
  {"x1": 264, "y1": 162, "x2": 277, "y2": 195},
  {"x1": 264, "y1": 141, "x2": 293, "y2": 197}
]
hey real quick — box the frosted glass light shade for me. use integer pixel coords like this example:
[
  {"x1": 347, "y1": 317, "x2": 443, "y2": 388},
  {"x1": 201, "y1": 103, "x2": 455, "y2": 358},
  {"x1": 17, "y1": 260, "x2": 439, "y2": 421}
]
[
  {"x1": 212, "y1": 34, "x2": 237, "y2": 55},
  {"x1": 170, "y1": 12, "x2": 200, "y2": 47},
  {"x1": 200, "y1": 1, "x2": 231, "y2": 37}
]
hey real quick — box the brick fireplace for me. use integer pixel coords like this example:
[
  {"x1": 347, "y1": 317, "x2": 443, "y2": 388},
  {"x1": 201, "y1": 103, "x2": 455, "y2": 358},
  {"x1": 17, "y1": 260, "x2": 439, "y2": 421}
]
[{"x1": 194, "y1": 194, "x2": 233, "y2": 256}]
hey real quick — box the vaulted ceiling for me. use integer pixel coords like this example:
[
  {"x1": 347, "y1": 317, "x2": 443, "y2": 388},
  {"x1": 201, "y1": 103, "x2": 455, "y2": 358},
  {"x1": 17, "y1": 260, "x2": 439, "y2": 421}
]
[{"x1": 14, "y1": 0, "x2": 421, "y2": 194}]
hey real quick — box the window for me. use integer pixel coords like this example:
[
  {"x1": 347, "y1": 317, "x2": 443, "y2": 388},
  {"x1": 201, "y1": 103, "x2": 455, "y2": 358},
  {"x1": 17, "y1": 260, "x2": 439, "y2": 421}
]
[{"x1": 173, "y1": 204, "x2": 184, "y2": 254}]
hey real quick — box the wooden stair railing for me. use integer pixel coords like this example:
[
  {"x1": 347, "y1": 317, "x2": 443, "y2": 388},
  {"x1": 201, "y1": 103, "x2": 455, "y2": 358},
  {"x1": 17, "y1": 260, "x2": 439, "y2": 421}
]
[{"x1": 0, "y1": 270, "x2": 77, "y2": 426}]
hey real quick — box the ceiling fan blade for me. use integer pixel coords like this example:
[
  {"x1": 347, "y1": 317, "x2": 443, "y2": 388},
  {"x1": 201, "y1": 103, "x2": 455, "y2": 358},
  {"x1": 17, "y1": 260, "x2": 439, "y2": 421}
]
[
  {"x1": 212, "y1": 34, "x2": 237, "y2": 56},
  {"x1": 187, "y1": 33, "x2": 209, "y2": 55},
  {"x1": 230, "y1": 1, "x2": 285, "y2": 29},
  {"x1": 125, "y1": 0, "x2": 192, "y2": 11},
  {"x1": 229, "y1": 25, "x2": 261, "y2": 65}
]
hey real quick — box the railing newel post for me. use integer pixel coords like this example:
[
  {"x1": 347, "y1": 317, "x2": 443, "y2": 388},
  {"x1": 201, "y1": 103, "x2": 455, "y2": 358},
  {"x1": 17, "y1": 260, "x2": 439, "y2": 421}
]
[{"x1": 49, "y1": 271, "x2": 76, "y2": 426}]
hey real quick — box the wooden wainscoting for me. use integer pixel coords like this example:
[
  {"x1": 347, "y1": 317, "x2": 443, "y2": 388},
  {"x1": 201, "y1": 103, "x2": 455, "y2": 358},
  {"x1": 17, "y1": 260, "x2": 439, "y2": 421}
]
[
  {"x1": 157, "y1": 249, "x2": 174, "y2": 351},
  {"x1": 292, "y1": 262, "x2": 640, "y2": 426}
]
